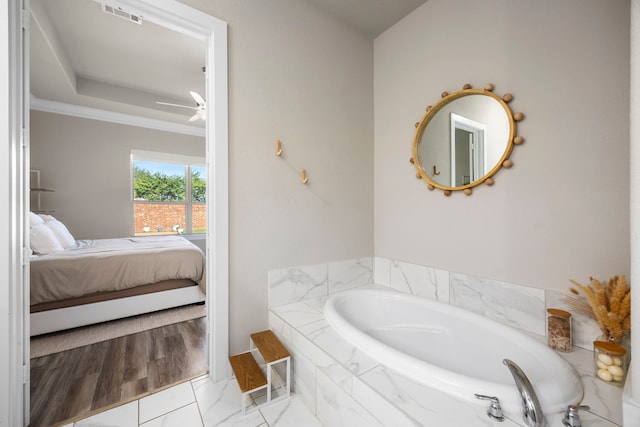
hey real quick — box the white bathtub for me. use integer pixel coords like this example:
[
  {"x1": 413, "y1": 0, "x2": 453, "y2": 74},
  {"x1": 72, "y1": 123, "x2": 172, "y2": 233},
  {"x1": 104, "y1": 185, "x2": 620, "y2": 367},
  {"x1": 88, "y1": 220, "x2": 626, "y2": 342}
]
[{"x1": 323, "y1": 288, "x2": 583, "y2": 415}]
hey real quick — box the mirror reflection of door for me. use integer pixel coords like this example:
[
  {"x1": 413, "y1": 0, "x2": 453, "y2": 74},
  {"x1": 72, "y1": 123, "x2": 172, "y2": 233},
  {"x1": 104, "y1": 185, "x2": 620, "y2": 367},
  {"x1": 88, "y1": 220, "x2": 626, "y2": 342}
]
[{"x1": 451, "y1": 113, "x2": 486, "y2": 186}]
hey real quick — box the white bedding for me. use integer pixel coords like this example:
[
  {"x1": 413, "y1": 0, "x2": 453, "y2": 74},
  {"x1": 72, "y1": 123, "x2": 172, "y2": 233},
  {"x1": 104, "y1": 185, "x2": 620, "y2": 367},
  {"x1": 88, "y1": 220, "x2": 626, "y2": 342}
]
[{"x1": 30, "y1": 235, "x2": 206, "y2": 306}]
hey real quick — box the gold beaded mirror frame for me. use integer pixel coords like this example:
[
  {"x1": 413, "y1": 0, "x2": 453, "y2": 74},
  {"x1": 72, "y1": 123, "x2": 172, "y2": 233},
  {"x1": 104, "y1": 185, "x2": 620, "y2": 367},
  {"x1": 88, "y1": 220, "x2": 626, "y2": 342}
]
[{"x1": 411, "y1": 83, "x2": 525, "y2": 196}]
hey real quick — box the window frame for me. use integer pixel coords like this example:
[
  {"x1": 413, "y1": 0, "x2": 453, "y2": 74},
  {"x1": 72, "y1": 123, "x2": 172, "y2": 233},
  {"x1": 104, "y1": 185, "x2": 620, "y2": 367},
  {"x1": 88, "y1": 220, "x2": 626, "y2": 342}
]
[{"x1": 130, "y1": 149, "x2": 206, "y2": 236}]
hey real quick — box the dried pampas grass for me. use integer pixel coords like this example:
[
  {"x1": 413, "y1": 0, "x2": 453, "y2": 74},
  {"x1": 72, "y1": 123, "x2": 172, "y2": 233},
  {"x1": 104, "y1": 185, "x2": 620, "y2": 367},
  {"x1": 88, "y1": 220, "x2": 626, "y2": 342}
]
[{"x1": 566, "y1": 275, "x2": 631, "y2": 343}]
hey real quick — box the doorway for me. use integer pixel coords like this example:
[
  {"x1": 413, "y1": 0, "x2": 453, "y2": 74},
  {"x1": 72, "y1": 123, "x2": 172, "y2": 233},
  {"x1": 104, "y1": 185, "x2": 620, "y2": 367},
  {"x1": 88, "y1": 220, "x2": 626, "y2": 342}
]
[{"x1": 23, "y1": 0, "x2": 228, "y2": 424}]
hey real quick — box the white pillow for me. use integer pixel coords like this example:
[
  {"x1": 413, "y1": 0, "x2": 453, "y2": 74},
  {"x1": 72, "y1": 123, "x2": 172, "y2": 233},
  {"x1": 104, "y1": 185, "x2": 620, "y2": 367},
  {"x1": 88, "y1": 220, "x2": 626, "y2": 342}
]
[
  {"x1": 29, "y1": 212, "x2": 44, "y2": 227},
  {"x1": 38, "y1": 214, "x2": 56, "y2": 222},
  {"x1": 30, "y1": 223, "x2": 64, "y2": 254},
  {"x1": 46, "y1": 220, "x2": 76, "y2": 249}
]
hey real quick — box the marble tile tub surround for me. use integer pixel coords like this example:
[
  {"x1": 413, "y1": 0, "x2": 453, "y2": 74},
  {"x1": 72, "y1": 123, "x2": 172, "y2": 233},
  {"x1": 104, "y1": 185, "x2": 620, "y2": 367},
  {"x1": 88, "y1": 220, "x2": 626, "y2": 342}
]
[
  {"x1": 270, "y1": 256, "x2": 602, "y2": 351},
  {"x1": 268, "y1": 292, "x2": 623, "y2": 427}
]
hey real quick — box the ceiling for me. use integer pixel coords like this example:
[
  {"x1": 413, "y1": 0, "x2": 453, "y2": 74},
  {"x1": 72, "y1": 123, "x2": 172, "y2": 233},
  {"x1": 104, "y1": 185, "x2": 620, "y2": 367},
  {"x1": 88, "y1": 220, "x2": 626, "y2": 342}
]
[{"x1": 29, "y1": 0, "x2": 428, "y2": 129}]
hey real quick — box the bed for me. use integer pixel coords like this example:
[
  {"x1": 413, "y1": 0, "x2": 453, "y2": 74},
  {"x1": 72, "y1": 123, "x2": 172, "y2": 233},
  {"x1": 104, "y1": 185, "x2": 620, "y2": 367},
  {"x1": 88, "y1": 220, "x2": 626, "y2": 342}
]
[{"x1": 28, "y1": 213, "x2": 206, "y2": 336}]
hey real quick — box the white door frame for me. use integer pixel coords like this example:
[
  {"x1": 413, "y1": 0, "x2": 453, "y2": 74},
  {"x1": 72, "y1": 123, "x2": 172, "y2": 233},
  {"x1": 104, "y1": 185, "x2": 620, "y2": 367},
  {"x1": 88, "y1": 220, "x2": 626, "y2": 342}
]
[
  {"x1": 1, "y1": 3, "x2": 229, "y2": 424},
  {"x1": 93, "y1": 0, "x2": 230, "y2": 381}
]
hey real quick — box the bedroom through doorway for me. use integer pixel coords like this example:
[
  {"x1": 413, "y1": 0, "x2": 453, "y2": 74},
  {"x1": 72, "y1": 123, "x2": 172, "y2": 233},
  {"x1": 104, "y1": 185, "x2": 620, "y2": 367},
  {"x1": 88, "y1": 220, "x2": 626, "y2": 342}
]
[{"x1": 26, "y1": 0, "x2": 229, "y2": 424}]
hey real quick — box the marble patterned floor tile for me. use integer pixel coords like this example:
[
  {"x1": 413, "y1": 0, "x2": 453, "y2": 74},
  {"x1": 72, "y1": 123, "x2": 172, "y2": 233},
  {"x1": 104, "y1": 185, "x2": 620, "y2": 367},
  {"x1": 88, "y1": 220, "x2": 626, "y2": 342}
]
[
  {"x1": 192, "y1": 376, "x2": 266, "y2": 426},
  {"x1": 74, "y1": 401, "x2": 138, "y2": 427},
  {"x1": 139, "y1": 381, "x2": 195, "y2": 424},
  {"x1": 259, "y1": 395, "x2": 322, "y2": 427},
  {"x1": 140, "y1": 402, "x2": 203, "y2": 427}
]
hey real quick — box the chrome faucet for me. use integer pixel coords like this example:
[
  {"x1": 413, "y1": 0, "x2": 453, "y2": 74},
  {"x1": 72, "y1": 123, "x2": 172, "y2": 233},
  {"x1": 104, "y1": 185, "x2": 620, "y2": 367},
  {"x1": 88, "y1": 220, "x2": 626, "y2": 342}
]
[{"x1": 503, "y1": 359, "x2": 544, "y2": 427}]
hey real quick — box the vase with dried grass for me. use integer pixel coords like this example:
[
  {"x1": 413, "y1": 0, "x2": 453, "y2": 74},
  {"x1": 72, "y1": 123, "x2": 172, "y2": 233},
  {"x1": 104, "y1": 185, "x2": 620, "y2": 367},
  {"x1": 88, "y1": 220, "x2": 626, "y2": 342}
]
[{"x1": 565, "y1": 275, "x2": 631, "y2": 385}]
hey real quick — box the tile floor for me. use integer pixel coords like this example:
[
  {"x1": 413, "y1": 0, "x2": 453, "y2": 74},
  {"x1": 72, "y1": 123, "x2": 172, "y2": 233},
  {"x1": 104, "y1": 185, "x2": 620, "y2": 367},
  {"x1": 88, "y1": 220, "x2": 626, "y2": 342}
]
[{"x1": 64, "y1": 375, "x2": 322, "y2": 427}]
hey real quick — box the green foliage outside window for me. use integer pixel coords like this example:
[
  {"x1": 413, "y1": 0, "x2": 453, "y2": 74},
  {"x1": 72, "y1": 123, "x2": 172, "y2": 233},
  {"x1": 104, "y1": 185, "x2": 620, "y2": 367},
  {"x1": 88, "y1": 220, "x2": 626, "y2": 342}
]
[{"x1": 134, "y1": 166, "x2": 206, "y2": 202}]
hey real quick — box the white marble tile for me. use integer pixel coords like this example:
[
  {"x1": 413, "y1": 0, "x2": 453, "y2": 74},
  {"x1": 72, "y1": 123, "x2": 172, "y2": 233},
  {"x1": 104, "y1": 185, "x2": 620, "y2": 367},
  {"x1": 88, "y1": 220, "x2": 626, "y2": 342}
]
[
  {"x1": 315, "y1": 370, "x2": 383, "y2": 427},
  {"x1": 259, "y1": 395, "x2": 322, "y2": 427},
  {"x1": 450, "y1": 273, "x2": 545, "y2": 335},
  {"x1": 579, "y1": 371, "x2": 624, "y2": 425},
  {"x1": 351, "y1": 376, "x2": 419, "y2": 427},
  {"x1": 358, "y1": 366, "x2": 522, "y2": 427},
  {"x1": 74, "y1": 401, "x2": 138, "y2": 427},
  {"x1": 301, "y1": 296, "x2": 327, "y2": 312},
  {"x1": 271, "y1": 302, "x2": 325, "y2": 328},
  {"x1": 269, "y1": 264, "x2": 328, "y2": 308},
  {"x1": 192, "y1": 377, "x2": 266, "y2": 426},
  {"x1": 298, "y1": 319, "x2": 379, "y2": 380},
  {"x1": 328, "y1": 257, "x2": 373, "y2": 294},
  {"x1": 139, "y1": 381, "x2": 195, "y2": 424},
  {"x1": 374, "y1": 257, "x2": 391, "y2": 287},
  {"x1": 140, "y1": 402, "x2": 203, "y2": 427},
  {"x1": 546, "y1": 290, "x2": 602, "y2": 351},
  {"x1": 389, "y1": 260, "x2": 449, "y2": 302},
  {"x1": 290, "y1": 322, "x2": 354, "y2": 394}
]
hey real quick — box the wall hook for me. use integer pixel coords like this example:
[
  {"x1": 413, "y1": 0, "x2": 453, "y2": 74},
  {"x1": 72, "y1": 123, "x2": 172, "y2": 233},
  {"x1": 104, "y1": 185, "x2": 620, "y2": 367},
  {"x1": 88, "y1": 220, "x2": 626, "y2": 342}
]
[
  {"x1": 433, "y1": 165, "x2": 441, "y2": 176},
  {"x1": 300, "y1": 168, "x2": 309, "y2": 184},
  {"x1": 276, "y1": 139, "x2": 283, "y2": 156}
]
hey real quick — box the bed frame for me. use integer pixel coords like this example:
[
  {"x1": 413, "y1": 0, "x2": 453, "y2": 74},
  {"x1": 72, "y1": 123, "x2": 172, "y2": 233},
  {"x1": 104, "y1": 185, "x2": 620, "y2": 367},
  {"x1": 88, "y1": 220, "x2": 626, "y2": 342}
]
[{"x1": 30, "y1": 283, "x2": 205, "y2": 336}]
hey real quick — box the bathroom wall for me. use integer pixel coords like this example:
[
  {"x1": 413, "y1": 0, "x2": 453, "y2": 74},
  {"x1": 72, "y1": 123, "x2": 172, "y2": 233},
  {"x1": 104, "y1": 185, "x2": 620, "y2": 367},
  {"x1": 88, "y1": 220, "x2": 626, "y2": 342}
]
[
  {"x1": 374, "y1": 0, "x2": 631, "y2": 293},
  {"x1": 178, "y1": 0, "x2": 375, "y2": 353},
  {"x1": 29, "y1": 110, "x2": 205, "y2": 240}
]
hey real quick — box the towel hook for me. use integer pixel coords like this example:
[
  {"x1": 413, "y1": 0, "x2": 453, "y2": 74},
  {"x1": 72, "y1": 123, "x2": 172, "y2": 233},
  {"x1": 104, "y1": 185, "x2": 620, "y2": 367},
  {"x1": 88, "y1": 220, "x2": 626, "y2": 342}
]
[
  {"x1": 433, "y1": 165, "x2": 441, "y2": 176},
  {"x1": 276, "y1": 139, "x2": 283, "y2": 156},
  {"x1": 300, "y1": 168, "x2": 309, "y2": 184}
]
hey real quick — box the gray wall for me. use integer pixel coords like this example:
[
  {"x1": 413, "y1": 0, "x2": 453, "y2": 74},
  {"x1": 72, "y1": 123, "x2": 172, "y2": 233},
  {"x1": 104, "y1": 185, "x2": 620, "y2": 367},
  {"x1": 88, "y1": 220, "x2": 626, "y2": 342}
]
[
  {"x1": 30, "y1": 111, "x2": 205, "y2": 240},
  {"x1": 374, "y1": 0, "x2": 630, "y2": 292}
]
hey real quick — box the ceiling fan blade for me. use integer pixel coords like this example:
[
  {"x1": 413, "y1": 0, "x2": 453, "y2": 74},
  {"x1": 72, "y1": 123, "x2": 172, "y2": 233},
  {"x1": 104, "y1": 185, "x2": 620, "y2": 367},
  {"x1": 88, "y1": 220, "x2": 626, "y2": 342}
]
[
  {"x1": 156, "y1": 101, "x2": 198, "y2": 110},
  {"x1": 189, "y1": 91, "x2": 206, "y2": 106}
]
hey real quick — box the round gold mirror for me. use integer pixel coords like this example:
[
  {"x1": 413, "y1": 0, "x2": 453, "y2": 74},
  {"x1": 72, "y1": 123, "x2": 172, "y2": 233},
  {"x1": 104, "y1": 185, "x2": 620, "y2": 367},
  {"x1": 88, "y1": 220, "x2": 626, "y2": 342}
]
[{"x1": 411, "y1": 83, "x2": 525, "y2": 196}]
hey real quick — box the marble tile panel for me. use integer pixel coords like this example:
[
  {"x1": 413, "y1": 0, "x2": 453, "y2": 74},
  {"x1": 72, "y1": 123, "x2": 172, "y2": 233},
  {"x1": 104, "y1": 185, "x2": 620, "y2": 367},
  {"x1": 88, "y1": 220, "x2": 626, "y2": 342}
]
[
  {"x1": 374, "y1": 257, "x2": 391, "y2": 286},
  {"x1": 139, "y1": 381, "x2": 195, "y2": 424},
  {"x1": 328, "y1": 257, "x2": 373, "y2": 294},
  {"x1": 269, "y1": 264, "x2": 328, "y2": 308},
  {"x1": 546, "y1": 290, "x2": 602, "y2": 351},
  {"x1": 358, "y1": 366, "x2": 522, "y2": 427},
  {"x1": 389, "y1": 260, "x2": 450, "y2": 302},
  {"x1": 140, "y1": 402, "x2": 203, "y2": 427},
  {"x1": 315, "y1": 370, "x2": 383, "y2": 427},
  {"x1": 351, "y1": 375, "x2": 419, "y2": 427},
  {"x1": 74, "y1": 401, "x2": 138, "y2": 427},
  {"x1": 450, "y1": 273, "x2": 545, "y2": 335},
  {"x1": 301, "y1": 296, "x2": 327, "y2": 312},
  {"x1": 192, "y1": 376, "x2": 266, "y2": 426},
  {"x1": 290, "y1": 322, "x2": 354, "y2": 393},
  {"x1": 271, "y1": 302, "x2": 325, "y2": 328},
  {"x1": 579, "y1": 371, "x2": 624, "y2": 426},
  {"x1": 259, "y1": 395, "x2": 322, "y2": 427},
  {"x1": 298, "y1": 319, "x2": 380, "y2": 380}
]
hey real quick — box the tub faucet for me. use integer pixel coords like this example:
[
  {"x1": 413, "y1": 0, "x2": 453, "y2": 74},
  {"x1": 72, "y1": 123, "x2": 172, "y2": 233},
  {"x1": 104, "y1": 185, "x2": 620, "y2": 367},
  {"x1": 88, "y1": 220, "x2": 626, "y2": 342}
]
[{"x1": 503, "y1": 359, "x2": 544, "y2": 427}]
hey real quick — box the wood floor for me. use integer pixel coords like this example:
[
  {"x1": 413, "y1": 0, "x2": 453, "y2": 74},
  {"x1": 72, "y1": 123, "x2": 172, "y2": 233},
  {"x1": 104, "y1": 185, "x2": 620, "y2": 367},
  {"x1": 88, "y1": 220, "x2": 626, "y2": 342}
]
[{"x1": 29, "y1": 317, "x2": 207, "y2": 427}]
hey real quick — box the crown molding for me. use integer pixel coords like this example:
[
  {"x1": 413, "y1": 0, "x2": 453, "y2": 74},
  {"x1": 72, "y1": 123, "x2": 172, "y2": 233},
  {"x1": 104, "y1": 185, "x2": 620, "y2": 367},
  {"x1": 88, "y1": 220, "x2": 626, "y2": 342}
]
[{"x1": 30, "y1": 96, "x2": 205, "y2": 137}]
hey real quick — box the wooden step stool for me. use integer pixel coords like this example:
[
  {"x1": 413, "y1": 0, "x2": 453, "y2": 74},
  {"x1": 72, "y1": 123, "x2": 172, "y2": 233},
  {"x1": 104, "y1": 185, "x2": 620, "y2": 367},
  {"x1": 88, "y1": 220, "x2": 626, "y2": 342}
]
[{"x1": 229, "y1": 329, "x2": 291, "y2": 415}]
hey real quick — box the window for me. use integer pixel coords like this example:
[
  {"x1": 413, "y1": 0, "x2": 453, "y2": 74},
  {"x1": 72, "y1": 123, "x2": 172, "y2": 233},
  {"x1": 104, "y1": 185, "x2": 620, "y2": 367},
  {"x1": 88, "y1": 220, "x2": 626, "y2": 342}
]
[{"x1": 131, "y1": 150, "x2": 206, "y2": 236}]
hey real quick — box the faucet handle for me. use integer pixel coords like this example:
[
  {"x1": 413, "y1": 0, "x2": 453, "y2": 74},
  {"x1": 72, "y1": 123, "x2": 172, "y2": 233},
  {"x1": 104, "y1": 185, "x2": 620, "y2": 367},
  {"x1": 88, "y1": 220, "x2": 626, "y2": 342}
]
[
  {"x1": 562, "y1": 404, "x2": 590, "y2": 427},
  {"x1": 475, "y1": 394, "x2": 505, "y2": 422}
]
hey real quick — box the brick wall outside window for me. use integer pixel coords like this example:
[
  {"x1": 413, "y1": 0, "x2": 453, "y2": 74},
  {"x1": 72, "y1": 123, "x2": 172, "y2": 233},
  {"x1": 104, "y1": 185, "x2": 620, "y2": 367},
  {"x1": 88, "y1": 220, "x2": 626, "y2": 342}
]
[{"x1": 134, "y1": 203, "x2": 206, "y2": 234}]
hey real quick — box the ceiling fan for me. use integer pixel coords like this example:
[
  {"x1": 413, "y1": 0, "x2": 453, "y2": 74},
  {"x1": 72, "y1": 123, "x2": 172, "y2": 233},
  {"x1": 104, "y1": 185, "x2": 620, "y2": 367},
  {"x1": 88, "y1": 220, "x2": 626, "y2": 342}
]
[{"x1": 156, "y1": 91, "x2": 206, "y2": 121}]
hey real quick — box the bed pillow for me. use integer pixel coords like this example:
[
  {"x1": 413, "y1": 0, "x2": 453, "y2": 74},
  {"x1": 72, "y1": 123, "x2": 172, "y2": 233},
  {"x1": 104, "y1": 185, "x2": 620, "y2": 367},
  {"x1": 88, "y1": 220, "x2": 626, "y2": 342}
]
[
  {"x1": 46, "y1": 220, "x2": 76, "y2": 249},
  {"x1": 30, "y1": 223, "x2": 64, "y2": 254},
  {"x1": 29, "y1": 211, "x2": 44, "y2": 227}
]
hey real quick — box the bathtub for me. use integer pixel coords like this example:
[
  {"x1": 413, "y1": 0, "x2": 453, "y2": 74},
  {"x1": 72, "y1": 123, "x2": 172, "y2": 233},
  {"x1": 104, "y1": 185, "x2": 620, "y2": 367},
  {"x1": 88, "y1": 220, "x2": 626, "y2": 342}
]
[{"x1": 323, "y1": 288, "x2": 583, "y2": 416}]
